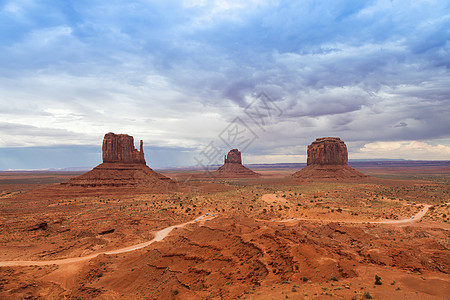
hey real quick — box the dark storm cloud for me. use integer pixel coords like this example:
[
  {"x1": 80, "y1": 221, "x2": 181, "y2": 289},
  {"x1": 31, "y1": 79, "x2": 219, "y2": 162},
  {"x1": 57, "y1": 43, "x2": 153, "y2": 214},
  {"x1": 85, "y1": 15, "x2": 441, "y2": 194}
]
[{"x1": 0, "y1": 0, "x2": 449, "y2": 167}]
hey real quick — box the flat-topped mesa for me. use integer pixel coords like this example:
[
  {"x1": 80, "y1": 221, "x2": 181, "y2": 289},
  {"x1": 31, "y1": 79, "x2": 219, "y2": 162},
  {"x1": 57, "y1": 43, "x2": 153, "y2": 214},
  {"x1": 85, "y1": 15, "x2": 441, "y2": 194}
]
[
  {"x1": 102, "y1": 132, "x2": 146, "y2": 164},
  {"x1": 292, "y1": 137, "x2": 368, "y2": 180},
  {"x1": 307, "y1": 137, "x2": 348, "y2": 166},
  {"x1": 224, "y1": 149, "x2": 242, "y2": 164}
]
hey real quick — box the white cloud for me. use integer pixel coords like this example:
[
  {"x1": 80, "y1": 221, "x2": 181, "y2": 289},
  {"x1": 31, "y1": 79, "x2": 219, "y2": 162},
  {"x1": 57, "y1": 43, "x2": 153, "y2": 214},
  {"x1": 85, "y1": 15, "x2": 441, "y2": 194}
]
[
  {"x1": 356, "y1": 141, "x2": 450, "y2": 160},
  {"x1": 245, "y1": 154, "x2": 307, "y2": 164}
]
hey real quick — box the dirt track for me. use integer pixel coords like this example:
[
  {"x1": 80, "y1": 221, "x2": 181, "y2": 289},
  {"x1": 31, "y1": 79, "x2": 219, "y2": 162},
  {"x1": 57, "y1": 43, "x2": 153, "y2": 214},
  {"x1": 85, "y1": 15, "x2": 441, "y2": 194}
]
[
  {"x1": 371, "y1": 204, "x2": 431, "y2": 225},
  {"x1": 264, "y1": 194, "x2": 432, "y2": 225},
  {"x1": 0, "y1": 215, "x2": 216, "y2": 267},
  {"x1": 0, "y1": 204, "x2": 432, "y2": 268}
]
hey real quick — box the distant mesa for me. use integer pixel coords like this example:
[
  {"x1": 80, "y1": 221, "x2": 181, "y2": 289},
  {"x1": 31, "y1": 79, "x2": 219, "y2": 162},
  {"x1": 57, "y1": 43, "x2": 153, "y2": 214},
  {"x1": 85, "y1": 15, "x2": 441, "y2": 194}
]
[
  {"x1": 64, "y1": 132, "x2": 171, "y2": 188},
  {"x1": 292, "y1": 137, "x2": 368, "y2": 180},
  {"x1": 214, "y1": 149, "x2": 260, "y2": 178}
]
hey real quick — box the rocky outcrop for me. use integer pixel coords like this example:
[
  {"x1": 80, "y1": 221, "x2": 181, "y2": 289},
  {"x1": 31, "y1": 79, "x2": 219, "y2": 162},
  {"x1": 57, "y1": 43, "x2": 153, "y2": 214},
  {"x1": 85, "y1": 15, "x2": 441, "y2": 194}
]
[
  {"x1": 293, "y1": 137, "x2": 367, "y2": 180},
  {"x1": 27, "y1": 222, "x2": 48, "y2": 231},
  {"x1": 224, "y1": 149, "x2": 242, "y2": 164},
  {"x1": 103, "y1": 132, "x2": 145, "y2": 164},
  {"x1": 307, "y1": 137, "x2": 347, "y2": 165},
  {"x1": 214, "y1": 149, "x2": 260, "y2": 178},
  {"x1": 64, "y1": 133, "x2": 172, "y2": 190}
]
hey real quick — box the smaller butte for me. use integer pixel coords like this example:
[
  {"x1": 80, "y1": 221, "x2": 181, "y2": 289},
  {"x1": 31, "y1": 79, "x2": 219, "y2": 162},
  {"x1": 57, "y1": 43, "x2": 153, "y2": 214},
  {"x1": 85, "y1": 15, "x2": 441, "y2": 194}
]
[
  {"x1": 214, "y1": 149, "x2": 260, "y2": 178},
  {"x1": 292, "y1": 137, "x2": 368, "y2": 180}
]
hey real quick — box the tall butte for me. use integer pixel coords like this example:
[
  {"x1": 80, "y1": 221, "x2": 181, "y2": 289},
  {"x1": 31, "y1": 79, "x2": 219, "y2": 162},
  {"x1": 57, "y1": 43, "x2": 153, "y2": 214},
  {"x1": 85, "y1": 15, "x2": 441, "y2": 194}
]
[
  {"x1": 214, "y1": 149, "x2": 260, "y2": 178},
  {"x1": 65, "y1": 133, "x2": 171, "y2": 188},
  {"x1": 292, "y1": 137, "x2": 368, "y2": 180},
  {"x1": 102, "y1": 132, "x2": 146, "y2": 164}
]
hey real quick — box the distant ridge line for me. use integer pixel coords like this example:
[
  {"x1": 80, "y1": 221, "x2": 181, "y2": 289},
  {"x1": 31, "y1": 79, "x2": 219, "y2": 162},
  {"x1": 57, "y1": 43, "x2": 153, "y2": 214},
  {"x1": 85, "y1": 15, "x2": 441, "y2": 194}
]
[{"x1": 1, "y1": 160, "x2": 448, "y2": 172}]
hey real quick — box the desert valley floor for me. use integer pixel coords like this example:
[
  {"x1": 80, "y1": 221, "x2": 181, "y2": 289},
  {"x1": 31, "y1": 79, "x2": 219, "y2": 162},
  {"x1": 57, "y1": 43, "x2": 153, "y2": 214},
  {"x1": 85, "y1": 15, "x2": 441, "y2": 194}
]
[{"x1": 0, "y1": 162, "x2": 449, "y2": 299}]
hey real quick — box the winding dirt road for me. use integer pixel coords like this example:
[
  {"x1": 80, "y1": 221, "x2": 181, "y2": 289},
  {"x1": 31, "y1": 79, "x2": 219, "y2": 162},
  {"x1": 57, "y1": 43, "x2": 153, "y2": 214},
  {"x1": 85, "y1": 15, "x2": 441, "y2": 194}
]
[
  {"x1": 0, "y1": 215, "x2": 215, "y2": 267},
  {"x1": 0, "y1": 203, "x2": 433, "y2": 268},
  {"x1": 276, "y1": 204, "x2": 432, "y2": 225},
  {"x1": 261, "y1": 194, "x2": 432, "y2": 225},
  {"x1": 371, "y1": 204, "x2": 431, "y2": 225}
]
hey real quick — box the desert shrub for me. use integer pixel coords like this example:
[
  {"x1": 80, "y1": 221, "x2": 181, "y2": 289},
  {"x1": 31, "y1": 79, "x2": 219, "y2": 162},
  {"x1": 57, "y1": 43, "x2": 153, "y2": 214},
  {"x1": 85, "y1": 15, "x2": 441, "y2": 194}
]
[
  {"x1": 374, "y1": 274, "x2": 382, "y2": 285},
  {"x1": 363, "y1": 291, "x2": 373, "y2": 299}
]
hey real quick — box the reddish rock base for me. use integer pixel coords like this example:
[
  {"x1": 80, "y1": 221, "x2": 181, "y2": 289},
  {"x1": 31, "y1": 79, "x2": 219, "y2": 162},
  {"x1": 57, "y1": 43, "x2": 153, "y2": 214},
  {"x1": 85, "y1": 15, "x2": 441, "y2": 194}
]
[
  {"x1": 292, "y1": 164, "x2": 368, "y2": 180},
  {"x1": 214, "y1": 163, "x2": 261, "y2": 178},
  {"x1": 64, "y1": 163, "x2": 171, "y2": 187}
]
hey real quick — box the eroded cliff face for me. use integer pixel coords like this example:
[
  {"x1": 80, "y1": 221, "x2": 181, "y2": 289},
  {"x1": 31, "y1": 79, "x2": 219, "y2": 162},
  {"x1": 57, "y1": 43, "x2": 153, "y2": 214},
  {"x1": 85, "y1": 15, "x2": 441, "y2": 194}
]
[
  {"x1": 224, "y1": 149, "x2": 242, "y2": 164},
  {"x1": 307, "y1": 137, "x2": 348, "y2": 166},
  {"x1": 102, "y1": 133, "x2": 145, "y2": 164}
]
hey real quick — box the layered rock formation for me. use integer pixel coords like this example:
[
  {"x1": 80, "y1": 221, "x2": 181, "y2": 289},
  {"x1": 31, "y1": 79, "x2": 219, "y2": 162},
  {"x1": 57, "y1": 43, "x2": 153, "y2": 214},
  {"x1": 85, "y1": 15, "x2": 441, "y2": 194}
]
[
  {"x1": 103, "y1": 133, "x2": 146, "y2": 164},
  {"x1": 214, "y1": 149, "x2": 260, "y2": 178},
  {"x1": 307, "y1": 137, "x2": 347, "y2": 165},
  {"x1": 64, "y1": 133, "x2": 171, "y2": 189},
  {"x1": 293, "y1": 137, "x2": 367, "y2": 180},
  {"x1": 224, "y1": 149, "x2": 242, "y2": 164}
]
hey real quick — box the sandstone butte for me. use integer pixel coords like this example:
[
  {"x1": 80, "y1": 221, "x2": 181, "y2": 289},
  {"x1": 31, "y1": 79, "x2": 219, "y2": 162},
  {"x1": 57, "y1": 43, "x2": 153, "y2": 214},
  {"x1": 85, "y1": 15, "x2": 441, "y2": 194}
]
[
  {"x1": 214, "y1": 149, "x2": 260, "y2": 178},
  {"x1": 292, "y1": 137, "x2": 368, "y2": 180},
  {"x1": 65, "y1": 133, "x2": 171, "y2": 188}
]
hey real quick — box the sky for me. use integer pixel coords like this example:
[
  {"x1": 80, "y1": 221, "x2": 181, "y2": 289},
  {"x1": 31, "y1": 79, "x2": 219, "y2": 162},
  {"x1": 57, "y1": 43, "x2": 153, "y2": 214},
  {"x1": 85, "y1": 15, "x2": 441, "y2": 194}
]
[{"x1": 0, "y1": 0, "x2": 449, "y2": 169}]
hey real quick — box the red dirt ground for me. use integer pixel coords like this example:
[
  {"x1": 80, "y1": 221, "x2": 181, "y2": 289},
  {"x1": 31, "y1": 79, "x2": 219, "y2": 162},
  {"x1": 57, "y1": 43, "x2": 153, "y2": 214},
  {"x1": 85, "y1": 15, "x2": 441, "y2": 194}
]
[{"x1": 0, "y1": 164, "x2": 448, "y2": 299}]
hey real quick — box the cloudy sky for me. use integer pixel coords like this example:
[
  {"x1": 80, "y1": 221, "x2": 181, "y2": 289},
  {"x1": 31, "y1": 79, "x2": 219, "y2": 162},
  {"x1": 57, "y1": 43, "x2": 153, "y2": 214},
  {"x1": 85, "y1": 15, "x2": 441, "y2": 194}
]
[{"x1": 0, "y1": 0, "x2": 449, "y2": 169}]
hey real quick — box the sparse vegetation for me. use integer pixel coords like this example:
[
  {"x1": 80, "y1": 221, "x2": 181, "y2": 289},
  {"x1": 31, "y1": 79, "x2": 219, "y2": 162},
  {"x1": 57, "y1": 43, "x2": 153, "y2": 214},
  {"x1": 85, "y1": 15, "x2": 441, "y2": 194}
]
[{"x1": 0, "y1": 165, "x2": 448, "y2": 299}]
